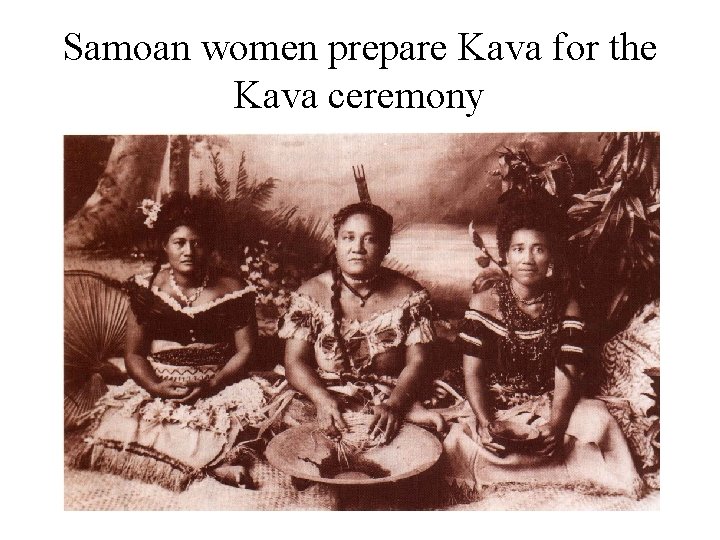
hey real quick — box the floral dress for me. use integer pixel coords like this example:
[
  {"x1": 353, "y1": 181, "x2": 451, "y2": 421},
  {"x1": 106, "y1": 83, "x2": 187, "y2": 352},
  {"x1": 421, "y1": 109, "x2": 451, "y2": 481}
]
[
  {"x1": 277, "y1": 289, "x2": 436, "y2": 412},
  {"x1": 443, "y1": 279, "x2": 643, "y2": 498},
  {"x1": 69, "y1": 271, "x2": 277, "y2": 491}
]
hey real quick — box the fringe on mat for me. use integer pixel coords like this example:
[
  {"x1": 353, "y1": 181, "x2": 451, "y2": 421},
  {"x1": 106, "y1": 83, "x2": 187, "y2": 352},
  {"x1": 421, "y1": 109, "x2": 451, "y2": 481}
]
[{"x1": 67, "y1": 438, "x2": 202, "y2": 492}]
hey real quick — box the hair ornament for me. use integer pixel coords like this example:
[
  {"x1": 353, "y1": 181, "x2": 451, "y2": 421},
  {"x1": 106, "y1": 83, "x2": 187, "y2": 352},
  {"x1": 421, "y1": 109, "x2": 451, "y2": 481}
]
[
  {"x1": 352, "y1": 164, "x2": 372, "y2": 204},
  {"x1": 140, "y1": 199, "x2": 162, "y2": 229}
]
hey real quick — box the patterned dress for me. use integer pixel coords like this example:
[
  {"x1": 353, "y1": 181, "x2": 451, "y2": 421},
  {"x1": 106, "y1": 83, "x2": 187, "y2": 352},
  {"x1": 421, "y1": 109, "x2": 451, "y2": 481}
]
[
  {"x1": 69, "y1": 270, "x2": 275, "y2": 491},
  {"x1": 443, "y1": 279, "x2": 643, "y2": 498},
  {"x1": 277, "y1": 288, "x2": 436, "y2": 412},
  {"x1": 457, "y1": 279, "x2": 585, "y2": 408}
]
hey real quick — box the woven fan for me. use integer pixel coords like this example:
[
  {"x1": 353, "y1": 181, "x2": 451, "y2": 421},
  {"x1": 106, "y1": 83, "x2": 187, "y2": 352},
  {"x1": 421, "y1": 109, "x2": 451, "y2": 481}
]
[{"x1": 64, "y1": 270, "x2": 129, "y2": 427}]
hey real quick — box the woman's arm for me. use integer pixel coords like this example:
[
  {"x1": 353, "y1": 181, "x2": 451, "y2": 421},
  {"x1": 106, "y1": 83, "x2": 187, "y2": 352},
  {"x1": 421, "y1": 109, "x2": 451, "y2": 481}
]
[
  {"x1": 463, "y1": 353, "x2": 494, "y2": 428},
  {"x1": 284, "y1": 338, "x2": 347, "y2": 434},
  {"x1": 213, "y1": 319, "x2": 256, "y2": 388},
  {"x1": 463, "y1": 353, "x2": 506, "y2": 454},
  {"x1": 548, "y1": 364, "x2": 581, "y2": 435},
  {"x1": 386, "y1": 343, "x2": 429, "y2": 411},
  {"x1": 540, "y1": 298, "x2": 585, "y2": 455},
  {"x1": 124, "y1": 308, "x2": 191, "y2": 399},
  {"x1": 368, "y1": 343, "x2": 430, "y2": 441}
]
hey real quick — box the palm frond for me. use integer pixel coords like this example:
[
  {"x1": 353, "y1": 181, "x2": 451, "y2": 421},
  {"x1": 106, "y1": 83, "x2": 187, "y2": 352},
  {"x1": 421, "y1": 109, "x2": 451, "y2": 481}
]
[
  {"x1": 209, "y1": 150, "x2": 231, "y2": 202},
  {"x1": 235, "y1": 151, "x2": 249, "y2": 199},
  {"x1": 246, "y1": 177, "x2": 279, "y2": 209}
]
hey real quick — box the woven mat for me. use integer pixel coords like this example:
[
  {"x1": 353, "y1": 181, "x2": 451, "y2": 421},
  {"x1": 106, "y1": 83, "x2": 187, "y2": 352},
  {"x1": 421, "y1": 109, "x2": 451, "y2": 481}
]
[
  {"x1": 446, "y1": 485, "x2": 660, "y2": 511},
  {"x1": 64, "y1": 461, "x2": 339, "y2": 511},
  {"x1": 65, "y1": 465, "x2": 659, "y2": 511},
  {"x1": 64, "y1": 434, "x2": 658, "y2": 511}
]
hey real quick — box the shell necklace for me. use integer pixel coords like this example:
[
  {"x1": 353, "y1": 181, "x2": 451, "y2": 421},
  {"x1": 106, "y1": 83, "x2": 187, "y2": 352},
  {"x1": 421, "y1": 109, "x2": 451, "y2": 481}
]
[{"x1": 169, "y1": 268, "x2": 209, "y2": 306}]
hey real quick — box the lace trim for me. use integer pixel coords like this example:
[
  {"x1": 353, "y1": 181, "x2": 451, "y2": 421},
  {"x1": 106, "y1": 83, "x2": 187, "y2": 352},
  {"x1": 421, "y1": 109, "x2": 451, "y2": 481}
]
[{"x1": 133, "y1": 268, "x2": 255, "y2": 317}]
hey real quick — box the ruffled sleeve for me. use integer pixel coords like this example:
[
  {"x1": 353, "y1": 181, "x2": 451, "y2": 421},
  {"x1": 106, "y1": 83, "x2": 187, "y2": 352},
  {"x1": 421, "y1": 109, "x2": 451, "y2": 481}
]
[
  {"x1": 277, "y1": 292, "x2": 322, "y2": 344},
  {"x1": 457, "y1": 309, "x2": 498, "y2": 358},
  {"x1": 125, "y1": 274, "x2": 160, "y2": 326},
  {"x1": 404, "y1": 290, "x2": 436, "y2": 346},
  {"x1": 220, "y1": 289, "x2": 256, "y2": 330}
]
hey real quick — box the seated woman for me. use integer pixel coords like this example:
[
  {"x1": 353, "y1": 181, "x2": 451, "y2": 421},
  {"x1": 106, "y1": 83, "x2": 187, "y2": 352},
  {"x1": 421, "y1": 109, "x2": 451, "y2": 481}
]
[
  {"x1": 443, "y1": 189, "x2": 642, "y2": 498},
  {"x1": 70, "y1": 193, "x2": 270, "y2": 491},
  {"x1": 278, "y1": 202, "x2": 443, "y2": 443}
]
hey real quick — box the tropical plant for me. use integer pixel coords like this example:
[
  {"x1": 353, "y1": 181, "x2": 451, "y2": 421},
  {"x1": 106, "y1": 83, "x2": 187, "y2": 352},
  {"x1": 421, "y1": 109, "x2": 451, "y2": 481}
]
[
  {"x1": 203, "y1": 148, "x2": 334, "y2": 322},
  {"x1": 567, "y1": 133, "x2": 659, "y2": 337},
  {"x1": 209, "y1": 148, "x2": 232, "y2": 202},
  {"x1": 235, "y1": 151, "x2": 249, "y2": 199},
  {"x1": 491, "y1": 147, "x2": 576, "y2": 204}
]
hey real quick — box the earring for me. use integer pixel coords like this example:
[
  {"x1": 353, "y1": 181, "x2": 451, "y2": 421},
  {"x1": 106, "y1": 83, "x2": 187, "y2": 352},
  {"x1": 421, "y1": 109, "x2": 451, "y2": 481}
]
[{"x1": 546, "y1": 264, "x2": 554, "y2": 278}]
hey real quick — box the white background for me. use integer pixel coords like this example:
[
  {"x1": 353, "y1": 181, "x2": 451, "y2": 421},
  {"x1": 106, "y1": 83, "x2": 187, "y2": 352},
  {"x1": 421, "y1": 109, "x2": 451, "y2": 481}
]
[{"x1": 3, "y1": 0, "x2": 718, "y2": 535}]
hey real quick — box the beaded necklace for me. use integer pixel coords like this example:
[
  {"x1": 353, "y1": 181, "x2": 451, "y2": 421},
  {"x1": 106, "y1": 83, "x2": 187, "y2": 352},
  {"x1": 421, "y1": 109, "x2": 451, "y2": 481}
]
[
  {"x1": 169, "y1": 269, "x2": 209, "y2": 306},
  {"x1": 496, "y1": 278, "x2": 558, "y2": 389}
]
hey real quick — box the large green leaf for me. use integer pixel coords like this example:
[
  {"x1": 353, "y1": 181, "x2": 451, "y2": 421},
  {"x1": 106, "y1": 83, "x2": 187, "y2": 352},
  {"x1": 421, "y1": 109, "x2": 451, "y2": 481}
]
[
  {"x1": 569, "y1": 220, "x2": 599, "y2": 242},
  {"x1": 608, "y1": 286, "x2": 629, "y2": 320},
  {"x1": 588, "y1": 203, "x2": 615, "y2": 250},
  {"x1": 627, "y1": 196, "x2": 646, "y2": 220},
  {"x1": 567, "y1": 200, "x2": 600, "y2": 215},
  {"x1": 610, "y1": 199, "x2": 625, "y2": 232}
]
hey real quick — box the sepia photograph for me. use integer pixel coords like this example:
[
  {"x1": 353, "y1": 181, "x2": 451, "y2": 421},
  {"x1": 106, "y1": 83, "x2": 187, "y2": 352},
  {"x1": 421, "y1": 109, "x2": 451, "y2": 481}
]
[{"x1": 63, "y1": 132, "x2": 660, "y2": 510}]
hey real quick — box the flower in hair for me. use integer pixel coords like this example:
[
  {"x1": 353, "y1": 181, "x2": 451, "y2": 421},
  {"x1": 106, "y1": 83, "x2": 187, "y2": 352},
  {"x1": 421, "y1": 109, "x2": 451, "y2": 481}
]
[{"x1": 139, "y1": 199, "x2": 162, "y2": 229}]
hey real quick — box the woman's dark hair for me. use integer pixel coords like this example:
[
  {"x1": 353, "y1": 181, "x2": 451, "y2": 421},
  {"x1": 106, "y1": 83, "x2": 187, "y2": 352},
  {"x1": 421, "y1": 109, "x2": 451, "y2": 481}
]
[
  {"x1": 153, "y1": 192, "x2": 219, "y2": 246},
  {"x1": 496, "y1": 189, "x2": 566, "y2": 266},
  {"x1": 145, "y1": 192, "x2": 220, "y2": 288},
  {"x1": 331, "y1": 202, "x2": 393, "y2": 249},
  {"x1": 329, "y1": 202, "x2": 394, "y2": 371}
]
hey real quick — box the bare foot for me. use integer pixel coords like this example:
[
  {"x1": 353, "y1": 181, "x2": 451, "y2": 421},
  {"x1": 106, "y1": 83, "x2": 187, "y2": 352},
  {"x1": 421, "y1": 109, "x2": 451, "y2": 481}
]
[{"x1": 209, "y1": 465, "x2": 255, "y2": 489}]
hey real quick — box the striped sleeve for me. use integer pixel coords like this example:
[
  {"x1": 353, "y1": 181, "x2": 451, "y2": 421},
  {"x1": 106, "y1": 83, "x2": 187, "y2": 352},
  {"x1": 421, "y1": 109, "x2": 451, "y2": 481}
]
[
  {"x1": 457, "y1": 312, "x2": 497, "y2": 358},
  {"x1": 556, "y1": 317, "x2": 587, "y2": 368}
]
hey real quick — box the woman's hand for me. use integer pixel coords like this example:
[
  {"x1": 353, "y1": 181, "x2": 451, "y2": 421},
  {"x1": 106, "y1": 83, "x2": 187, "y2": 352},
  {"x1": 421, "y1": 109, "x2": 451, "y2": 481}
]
[
  {"x1": 535, "y1": 423, "x2": 563, "y2": 457},
  {"x1": 368, "y1": 402, "x2": 402, "y2": 444},
  {"x1": 314, "y1": 394, "x2": 347, "y2": 437},
  {"x1": 174, "y1": 379, "x2": 220, "y2": 404},
  {"x1": 477, "y1": 421, "x2": 506, "y2": 456},
  {"x1": 150, "y1": 379, "x2": 193, "y2": 399}
]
